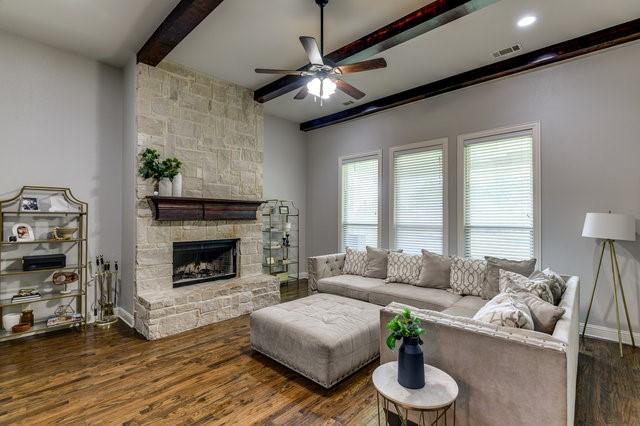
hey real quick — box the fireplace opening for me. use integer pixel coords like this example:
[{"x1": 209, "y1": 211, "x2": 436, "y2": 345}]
[{"x1": 173, "y1": 239, "x2": 239, "y2": 288}]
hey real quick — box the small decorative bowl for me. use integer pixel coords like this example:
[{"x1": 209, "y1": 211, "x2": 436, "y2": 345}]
[
  {"x1": 12, "y1": 322, "x2": 32, "y2": 333},
  {"x1": 52, "y1": 227, "x2": 77, "y2": 241}
]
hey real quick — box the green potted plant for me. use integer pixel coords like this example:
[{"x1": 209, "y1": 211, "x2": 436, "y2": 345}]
[
  {"x1": 138, "y1": 148, "x2": 182, "y2": 197},
  {"x1": 386, "y1": 307, "x2": 426, "y2": 389},
  {"x1": 162, "y1": 157, "x2": 183, "y2": 197}
]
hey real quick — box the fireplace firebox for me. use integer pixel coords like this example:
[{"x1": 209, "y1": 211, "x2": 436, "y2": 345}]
[{"x1": 172, "y1": 239, "x2": 239, "y2": 288}]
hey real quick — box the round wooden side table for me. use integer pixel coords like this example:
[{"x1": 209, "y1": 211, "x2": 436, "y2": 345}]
[{"x1": 372, "y1": 362, "x2": 458, "y2": 426}]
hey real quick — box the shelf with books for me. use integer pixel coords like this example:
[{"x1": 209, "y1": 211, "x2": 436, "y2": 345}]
[
  {"x1": 0, "y1": 317, "x2": 83, "y2": 341},
  {"x1": 0, "y1": 290, "x2": 84, "y2": 308},
  {"x1": 0, "y1": 238, "x2": 86, "y2": 246},
  {"x1": 261, "y1": 200, "x2": 300, "y2": 285},
  {"x1": 0, "y1": 265, "x2": 85, "y2": 277},
  {"x1": 0, "y1": 186, "x2": 88, "y2": 342}
]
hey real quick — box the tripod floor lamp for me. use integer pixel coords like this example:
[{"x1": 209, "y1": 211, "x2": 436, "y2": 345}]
[{"x1": 581, "y1": 212, "x2": 637, "y2": 357}]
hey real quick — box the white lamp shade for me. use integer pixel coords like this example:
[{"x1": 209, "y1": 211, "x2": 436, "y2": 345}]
[{"x1": 582, "y1": 212, "x2": 636, "y2": 241}]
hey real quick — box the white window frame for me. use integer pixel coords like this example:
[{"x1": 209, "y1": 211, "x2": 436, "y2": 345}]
[
  {"x1": 338, "y1": 150, "x2": 383, "y2": 252},
  {"x1": 457, "y1": 122, "x2": 541, "y2": 261},
  {"x1": 389, "y1": 138, "x2": 449, "y2": 255}
]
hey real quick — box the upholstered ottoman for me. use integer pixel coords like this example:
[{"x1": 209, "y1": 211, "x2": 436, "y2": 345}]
[{"x1": 250, "y1": 293, "x2": 381, "y2": 388}]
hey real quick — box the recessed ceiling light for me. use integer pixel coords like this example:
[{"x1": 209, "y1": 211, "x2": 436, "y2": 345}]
[{"x1": 517, "y1": 15, "x2": 537, "y2": 27}]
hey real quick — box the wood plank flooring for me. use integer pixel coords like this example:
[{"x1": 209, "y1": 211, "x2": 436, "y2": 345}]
[{"x1": 0, "y1": 280, "x2": 638, "y2": 425}]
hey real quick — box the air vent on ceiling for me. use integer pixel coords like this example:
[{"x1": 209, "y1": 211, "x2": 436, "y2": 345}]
[
  {"x1": 343, "y1": 100, "x2": 355, "y2": 106},
  {"x1": 492, "y1": 44, "x2": 522, "y2": 59}
]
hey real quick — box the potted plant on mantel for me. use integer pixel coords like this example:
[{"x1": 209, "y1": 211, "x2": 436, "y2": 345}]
[
  {"x1": 138, "y1": 148, "x2": 183, "y2": 197},
  {"x1": 386, "y1": 307, "x2": 426, "y2": 389}
]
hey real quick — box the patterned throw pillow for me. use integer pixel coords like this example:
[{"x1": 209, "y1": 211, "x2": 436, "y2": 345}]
[
  {"x1": 450, "y1": 257, "x2": 487, "y2": 297},
  {"x1": 542, "y1": 268, "x2": 567, "y2": 303},
  {"x1": 343, "y1": 247, "x2": 367, "y2": 276},
  {"x1": 472, "y1": 292, "x2": 534, "y2": 330},
  {"x1": 386, "y1": 252, "x2": 421, "y2": 285},
  {"x1": 499, "y1": 270, "x2": 554, "y2": 304}
]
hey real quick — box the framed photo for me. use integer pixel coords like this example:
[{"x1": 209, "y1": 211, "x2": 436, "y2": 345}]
[
  {"x1": 12, "y1": 223, "x2": 35, "y2": 242},
  {"x1": 278, "y1": 205, "x2": 289, "y2": 215},
  {"x1": 20, "y1": 197, "x2": 39, "y2": 211}
]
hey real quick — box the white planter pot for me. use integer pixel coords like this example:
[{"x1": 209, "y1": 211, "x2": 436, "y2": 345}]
[
  {"x1": 172, "y1": 173, "x2": 183, "y2": 197},
  {"x1": 3, "y1": 313, "x2": 21, "y2": 331},
  {"x1": 158, "y1": 179, "x2": 172, "y2": 197}
]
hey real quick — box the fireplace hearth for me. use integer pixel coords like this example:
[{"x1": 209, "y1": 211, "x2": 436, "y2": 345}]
[{"x1": 173, "y1": 239, "x2": 239, "y2": 287}]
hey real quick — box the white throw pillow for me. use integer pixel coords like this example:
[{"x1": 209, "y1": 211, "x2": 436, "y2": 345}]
[
  {"x1": 343, "y1": 247, "x2": 367, "y2": 276},
  {"x1": 385, "y1": 252, "x2": 421, "y2": 285},
  {"x1": 450, "y1": 257, "x2": 486, "y2": 297},
  {"x1": 499, "y1": 270, "x2": 554, "y2": 304},
  {"x1": 473, "y1": 292, "x2": 534, "y2": 330}
]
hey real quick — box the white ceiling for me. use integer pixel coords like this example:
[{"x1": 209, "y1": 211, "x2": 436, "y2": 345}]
[
  {"x1": 0, "y1": 0, "x2": 638, "y2": 122},
  {"x1": 0, "y1": 0, "x2": 179, "y2": 66},
  {"x1": 167, "y1": 0, "x2": 640, "y2": 123}
]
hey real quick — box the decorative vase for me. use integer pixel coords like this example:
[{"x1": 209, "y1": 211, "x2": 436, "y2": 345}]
[
  {"x1": 158, "y1": 178, "x2": 172, "y2": 197},
  {"x1": 397, "y1": 336, "x2": 425, "y2": 389},
  {"x1": 172, "y1": 173, "x2": 183, "y2": 197}
]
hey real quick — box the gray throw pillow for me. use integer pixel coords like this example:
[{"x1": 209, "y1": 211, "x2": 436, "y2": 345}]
[
  {"x1": 483, "y1": 256, "x2": 536, "y2": 299},
  {"x1": 416, "y1": 250, "x2": 451, "y2": 289},
  {"x1": 506, "y1": 289, "x2": 565, "y2": 334},
  {"x1": 364, "y1": 246, "x2": 392, "y2": 279}
]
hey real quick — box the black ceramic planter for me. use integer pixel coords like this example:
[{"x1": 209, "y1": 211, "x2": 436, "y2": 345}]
[{"x1": 397, "y1": 336, "x2": 425, "y2": 389}]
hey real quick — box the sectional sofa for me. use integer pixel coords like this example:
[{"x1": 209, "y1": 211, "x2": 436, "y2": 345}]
[{"x1": 307, "y1": 252, "x2": 579, "y2": 426}]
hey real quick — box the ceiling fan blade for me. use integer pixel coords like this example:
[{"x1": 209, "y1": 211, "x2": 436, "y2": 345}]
[
  {"x1": 294, "y1": 87, "x2": 308, "y2": 100},
  {"x1": 255, "y1": 68, "x2": 307, "y2": 76},
  {"x1": 299, "y1": 36, "x2": 324, "y2": 65},
  {"x1": 335, "y1": 79, "x2": 366, "y2": 100},
  {"x1": 336, "y1": 58, "x2": 387, "y2": 74}
]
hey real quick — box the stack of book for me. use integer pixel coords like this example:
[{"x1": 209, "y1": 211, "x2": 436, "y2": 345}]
[
  {"x1": 46, "y1": 313, "x2": 82, "y2": 327},
  {"x1": 11, "y1": 292, "x2": 41, "y2": 303}
]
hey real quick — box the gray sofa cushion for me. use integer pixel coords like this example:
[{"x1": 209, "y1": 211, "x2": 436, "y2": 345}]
[
  {"x1": 417, "y1": 250, "x2": 451, "y2": 289},
  {"x1": 484, "y1": 256, "x2": 536, "y2": 299},
  {"x1": 442, "y1": 296, "x2": 487, "y2": 318},
  {"x1": 317, "y1": 274, "x2": 385, "y2": 301},
  {"x1": 368, "y1": 283, "x2": 461, "y2": 311},
  {"x1": 250, "y1": 293, "x2": 381, "y2": 388}
]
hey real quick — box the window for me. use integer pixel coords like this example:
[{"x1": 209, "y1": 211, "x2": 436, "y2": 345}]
[
  {"x1": 458, "y1": 123, "x2": 540, "y2": 260},
  {"x1": 339, "y1": 152, "x2": 381, "y2": 251},
  {"x1": 390, "y1": 139, "x2": 447, "y2": 255}
]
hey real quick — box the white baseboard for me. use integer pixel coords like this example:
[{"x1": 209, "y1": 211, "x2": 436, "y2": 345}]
[
  {"x1": 580, "y1": 322, "x2": 639, "y2": 345},
  {"x1": 116, "y1": 307, "x2": 134, "y2": 327}
]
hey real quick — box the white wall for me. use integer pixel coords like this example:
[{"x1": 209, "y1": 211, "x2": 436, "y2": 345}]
[
  {"x1": 264, "y1": 114, "x2": 307, "y2": 274},
  {"x1": 305, "y1": 41, "x2": 640, "y2": 339},
  {"x1": 0, "y1": 31, "x2": 123, "y2": 321}
]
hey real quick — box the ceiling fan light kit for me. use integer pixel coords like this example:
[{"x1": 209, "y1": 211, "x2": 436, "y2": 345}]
[{"x1": 255, "y1": 0, "x2": 387, "y2": 104}]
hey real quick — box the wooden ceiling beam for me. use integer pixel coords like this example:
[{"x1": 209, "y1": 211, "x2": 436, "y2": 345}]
[
  {"x1": 300, "y1": 17, "x2": 640, "y2": 131},
  {"x1": 137, "y1": 0, "x2": 224, "y2": 66},
  {"x1": 254, "y1": 0, "x2": 499, "y2": 103}
]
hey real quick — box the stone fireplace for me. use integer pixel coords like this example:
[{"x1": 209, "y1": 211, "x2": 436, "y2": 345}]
[
  {"x1": 173, "y1": 239, "x2": 238, "y2": 287},
  {"x1": 133, "y1": 61, "x2": 280, "y2": 340}
]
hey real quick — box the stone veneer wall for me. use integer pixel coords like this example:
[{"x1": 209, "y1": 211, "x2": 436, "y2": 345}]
[{"x1": 134, "y1": 62, "x2": 279, "y2": 339}]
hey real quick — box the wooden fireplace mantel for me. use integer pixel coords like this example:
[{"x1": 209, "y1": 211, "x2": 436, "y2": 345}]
[{"x1": 146, "y1": 196, "x2": 264, "y2": 221}]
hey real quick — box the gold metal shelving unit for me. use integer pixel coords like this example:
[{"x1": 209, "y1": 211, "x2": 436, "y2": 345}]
[
  {"x1": 261, "y1": 200, "x2": 300, "y2": 286},
  {"x1": 0, "y1": 186, "x2": 88, "y2": 342}
]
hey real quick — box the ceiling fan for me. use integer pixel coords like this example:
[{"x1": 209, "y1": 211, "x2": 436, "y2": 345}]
[{"x1": 255, "y1": 0, "x2": 387, "y2": 102}]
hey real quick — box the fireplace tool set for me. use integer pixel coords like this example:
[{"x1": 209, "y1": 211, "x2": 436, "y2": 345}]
[{"x1": 90, "y1": 255, "x2": 119, "y2": 328}]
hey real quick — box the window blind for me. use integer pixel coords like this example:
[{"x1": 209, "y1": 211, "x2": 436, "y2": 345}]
[
  {"x1": 392, "y1": 146, "x2": 444, "y2": 254},
  {"x1": 463, "y1": 130, "x2": 534, "y2": 259},
  {"x1": 341, "y1": 156, "x2": 379, "y2": 250}
]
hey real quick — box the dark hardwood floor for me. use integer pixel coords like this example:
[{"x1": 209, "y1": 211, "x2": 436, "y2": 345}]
[{"x1": 0, "y1": 280, "x2": 637, "y2": 425}]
